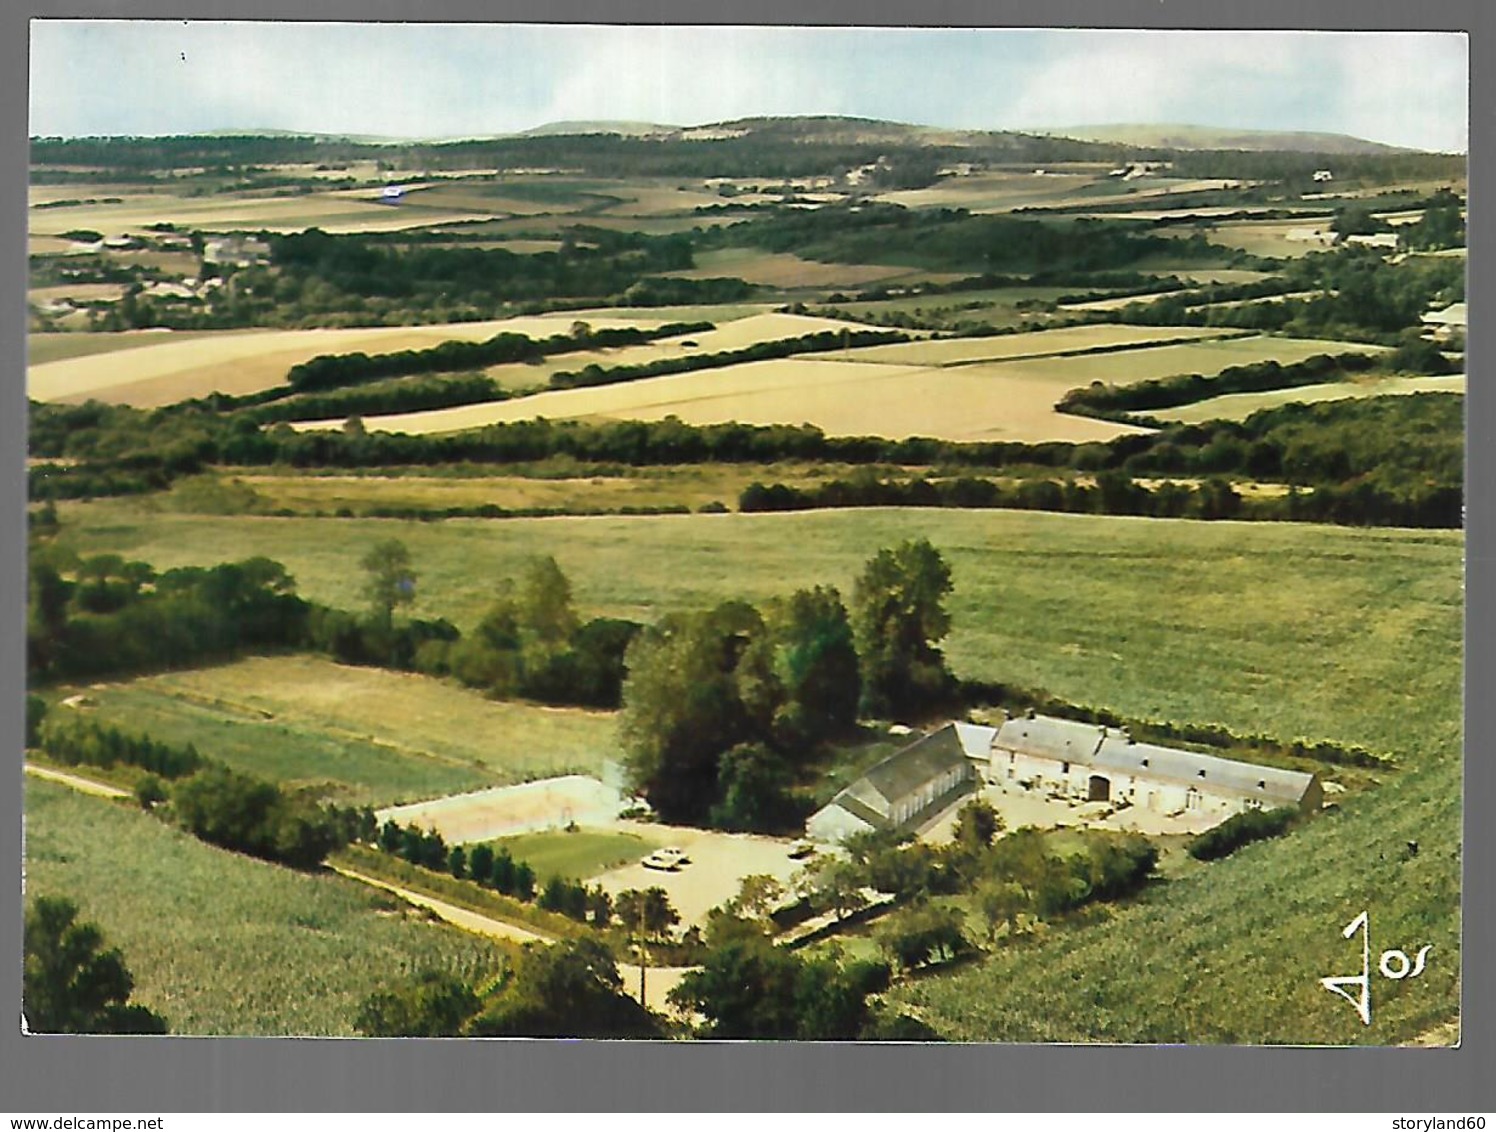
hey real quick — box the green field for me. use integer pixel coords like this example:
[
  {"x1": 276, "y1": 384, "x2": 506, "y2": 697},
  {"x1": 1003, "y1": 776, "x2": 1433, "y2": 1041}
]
[
  {"x1": 485, "y1": 829, "x2": 667, "y2": 882},
  {"x1": 890, "y1": 739, "x2": 1460, "y2": 1044},
  {"x1": 221, "y1": 462, "x2": 880, "y2": 516},
  {"x1": 23, "y1": 778, "x2": 506, "y2": 1035},
  {"x1": 49, "y1": 504, "x2": 1461, "y2": 759},
  {"x1": 65, "y1": 656, "x2": 622, "y2": 805},
  {"x1": 1152, "y1": 375, "x2": 1466, "y2": 424}
]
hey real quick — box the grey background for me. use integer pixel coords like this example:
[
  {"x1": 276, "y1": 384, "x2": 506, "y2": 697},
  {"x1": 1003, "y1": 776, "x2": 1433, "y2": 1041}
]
[{"x1": 0, "y1": 0, "x2": 1488, "y2": 1113}]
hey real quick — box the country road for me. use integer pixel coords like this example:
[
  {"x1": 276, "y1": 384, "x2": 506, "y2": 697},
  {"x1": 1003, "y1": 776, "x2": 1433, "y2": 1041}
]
[
  {"x1": 24, "y1": 762, "x2": 132, "y2": 799},
  {"x1": 329, "y1": 864, "x2": 556, "y2": 945}
]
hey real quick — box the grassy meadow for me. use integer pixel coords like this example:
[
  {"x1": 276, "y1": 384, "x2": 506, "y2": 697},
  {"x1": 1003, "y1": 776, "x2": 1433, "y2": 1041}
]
[
  {"x1": 218, "y1": 461, "x2": 882, "y2": 516},
  {"x1": 63, "y1": 656, "x2": 622, "y2": 805},
  {"x1": 48, "y1": 503, "x2": 1461, "y2": 761},
  {"x1": 22, "y1": 778, "x2": 507, "y2": 1035}
]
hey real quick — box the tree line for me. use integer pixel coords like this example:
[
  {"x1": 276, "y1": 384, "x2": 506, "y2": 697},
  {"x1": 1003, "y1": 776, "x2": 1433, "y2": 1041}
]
[
  {"x1": 279, "y1": 319, "x2": 715, "y2": 396},
  {"x1": 547, "y1": 326, "x2": 911, "y2": 390}
]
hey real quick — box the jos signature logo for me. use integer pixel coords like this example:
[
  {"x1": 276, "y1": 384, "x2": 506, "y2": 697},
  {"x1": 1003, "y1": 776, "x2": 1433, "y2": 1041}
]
[{"x1": 1321, "y1": 910, "x2": 1432, "y2": 1025}]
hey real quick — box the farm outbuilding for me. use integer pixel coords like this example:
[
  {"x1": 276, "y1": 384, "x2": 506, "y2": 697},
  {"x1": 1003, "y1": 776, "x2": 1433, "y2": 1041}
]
[
  {"x1": 806, "y1": 724, "x2": 982, "y2": 844},
  {"x1": 988, "y1": 711, "x2": 1321, "y2": 817}
]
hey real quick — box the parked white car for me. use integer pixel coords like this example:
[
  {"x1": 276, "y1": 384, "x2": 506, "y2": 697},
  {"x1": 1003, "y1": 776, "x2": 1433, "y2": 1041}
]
[{"x1": 641, "y1": 846, "x2": 689, "y2": 871}]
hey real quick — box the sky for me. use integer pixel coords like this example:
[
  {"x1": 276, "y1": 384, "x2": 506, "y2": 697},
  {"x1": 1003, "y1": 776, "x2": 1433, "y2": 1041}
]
[{"x1": 28, "y1": 23, "x2": 1470, "y2": 153}]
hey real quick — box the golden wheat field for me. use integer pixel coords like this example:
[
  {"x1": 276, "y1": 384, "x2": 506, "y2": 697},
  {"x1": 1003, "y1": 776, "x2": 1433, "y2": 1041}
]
[
  {"x1": 292, "y1": 353, "x2": 1150, "y2": 443},
  {"x1": 840, "y1": 324, "x2": 1241, "y2": 367},
  {"x1": 481, "y1": 310, "x2": 891, "y2": 387},
  {"x1": 26, "y1": 314, "x2": 674, "y2": 406},
  {"x1": 27, "y1": 187, "x2": 497, "y2": 237}
]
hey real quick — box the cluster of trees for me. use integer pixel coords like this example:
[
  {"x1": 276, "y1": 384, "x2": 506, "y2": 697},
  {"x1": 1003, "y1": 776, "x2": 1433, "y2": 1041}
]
[
  {"x1": 355, "y1": 939, "x2": 662, "y2": 1038},
  {"x1": 195, "y1": 227, "x2": 731, "y2": 327},
  {"x1": 417, "y1": 555, "x2": 641, "y2": 709},
  {"x1": 23, "y1": 896, "x2": 168, "y2": 1034},
  {"x1": 282, "y1": 320, "x2": 714, "y2": 395},
  {"x1": 804, "y1": 803, "x2": 1158, "y2": 945},
  {"x1": 742, "y1": 472, "x2": 1258, "y2": 522},
  {"x1": 668, "y1": 916, "x2": 898, "y2": 1040},
  {"x1": 1055, "y1": 351, "x2": 1385, "y2": 421},
  {"x1": 27, "y1": 552, "x2": 310, "y2": 681},
  {"x1": 246, "y1": 372, "x2": 508, "y2": 425},
  {"x1": 376, "y1": 820, "x2": 537, "y2": 905},
  {"x1": 1111, "y1": 247, "x2": 1465, "y2": 343},
  {"x1": 701, "y1": 202, "x2": 1227, "y2": 274},
  {"x1": 171, "y1": 764, "x2": 346, "y2": 869},
  {"x1": 1188, "y1": 806, "x2": 1301, "y2": 861},
  {"x1": 547, "y1": 326, "x2": 910, "y2": 390},
  {"x1": 622, "y1": 540, "x2": 954, "y2": 828},
  {"x1": 1397, "y1": 189, "x2": 1465, "y2": 252},
  {"x1": 36, "y1": 716, "x2": 205, "y2": 780}
]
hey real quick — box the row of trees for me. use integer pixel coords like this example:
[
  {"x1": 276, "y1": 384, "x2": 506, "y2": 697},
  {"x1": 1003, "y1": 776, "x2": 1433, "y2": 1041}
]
[
  {"x1": 28, "y1": 379, "x2": 1463, "y2": 522},
  {"x1": 281, "y1": 319, "x2": 714, "y2": 395},
  {"x1": 700, "y1": 201, "x2": 1229, "y2": 275},
  {"x1": 621, "y1": 540, "x2": 954, "y2": 828},
  {"x1": 547, "y1": 327, "x2": 910, "y2": 390}
]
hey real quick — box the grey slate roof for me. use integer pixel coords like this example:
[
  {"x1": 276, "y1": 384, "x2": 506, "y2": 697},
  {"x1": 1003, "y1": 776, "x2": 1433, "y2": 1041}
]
[
  {"x1": 812, "y1": 724, "x2": 975, "y2": 832},
  {"x1": 1093, "y1": 736, "x2": 1316, "y2": 805},
  {"x1": 859, "y1": 725, "x2": 971, "y2": 806},
  {"x1": 994, "y1": 714, "x2": 1107, "y2": 763},
  {"x1": 827, "y1": 793, "x2": 885, "y2": 829},
  {"x1": 953, "y1": 721, "x2": 998, "y2": 758}
]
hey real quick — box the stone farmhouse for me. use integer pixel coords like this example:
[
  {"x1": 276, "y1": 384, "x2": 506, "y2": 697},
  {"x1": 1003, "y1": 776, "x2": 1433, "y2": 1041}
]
[{"x1": 806, "y1": 712, "x2": 1321, "y2": 844}]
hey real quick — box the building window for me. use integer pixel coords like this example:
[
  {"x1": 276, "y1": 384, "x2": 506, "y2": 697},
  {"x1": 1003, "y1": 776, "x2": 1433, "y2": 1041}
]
[{"x1": 1062, "y1": 762, "x2": 1070, "y2": 774}]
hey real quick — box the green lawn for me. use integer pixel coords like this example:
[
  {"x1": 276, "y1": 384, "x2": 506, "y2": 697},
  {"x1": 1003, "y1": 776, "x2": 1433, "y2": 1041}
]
[
  {"x1": 484, "y1": 829, "x2": 667, "y2": 882},
  {"x1": 22, "y1": 779, "x2": 506, "y2": 1035}
]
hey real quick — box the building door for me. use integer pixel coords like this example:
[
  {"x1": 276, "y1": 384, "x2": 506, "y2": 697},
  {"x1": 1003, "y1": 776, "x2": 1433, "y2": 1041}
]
[{"x1": 1088, "y1": 775, "x2": 1111, "y2": 802}]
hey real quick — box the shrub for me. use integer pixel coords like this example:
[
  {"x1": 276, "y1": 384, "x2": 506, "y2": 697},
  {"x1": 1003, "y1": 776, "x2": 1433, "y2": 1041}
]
[{"x1": 1188, "y1": 806, "x2": 1300, "y2": 861}]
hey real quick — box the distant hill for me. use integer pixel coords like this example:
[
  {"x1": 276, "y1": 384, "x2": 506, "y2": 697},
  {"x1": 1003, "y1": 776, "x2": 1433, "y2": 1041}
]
[
  {"x1": 516, "y1": 120, "x2": 677, "y2": 138},
  {"x1": 1039, "y1": 123, "x2": 1414, "y2": 155}
]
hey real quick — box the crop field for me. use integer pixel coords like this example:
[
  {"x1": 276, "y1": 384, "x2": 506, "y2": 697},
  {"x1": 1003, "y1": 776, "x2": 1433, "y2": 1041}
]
[
  {"x1": 28, "y1": 282, "x2": 130, "y2": 305},
  {"x1": 50, "y1": 503, "x2": 1462, "y2": 760},
  {"x1": 480, "y1": 310, "x2": 887, "y2": 389},
  {"x1": 1153, "y1": 375, "x2": 1466, "y2": 424},
  {"x1": 26, "y1": 328, "x2": 256, "y2": 367},
  {"x1": 23, "y1": 778, "x2": 506, "y2": 1035},
  {"x1": 840, "y1": 324, "x2": 1241, "y2": 367},
  {"x1": 27, "y1": 314, "x2": 670, "y2": 406},
  {"x1": 978, "y1": 334, "x2": 1385, "y2": 387},
  {"x1": 1203, "y1": 218, "x2": 1342, "y2": 258},
  {"x1": 68, "y1": 656, "x2": 622, "y2": 803},
  {"x1": 296, "y1": 353, "x2": 1147, "y2": 443},
  {"x1": 306, "y1": 328, "x2": 1366, "y2": 444},
  {"x1": 661, "y1": 248, "x2": 922, "y2": 289},
  {"x1": 26, "y1": 187, "x2": 500, "y2": 237},
  {"x1": 1058, "y1": 289, "x2": 1202, "y2": 312}
]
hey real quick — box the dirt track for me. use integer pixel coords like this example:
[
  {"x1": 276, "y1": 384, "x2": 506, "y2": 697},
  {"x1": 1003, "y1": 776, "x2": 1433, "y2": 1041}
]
[
  {"x1": 329, "y1": 863, "x2": 554, "y2": 945},
  {"x1": 24, "y1": 763, "x2": 131, "y2": 799}
]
